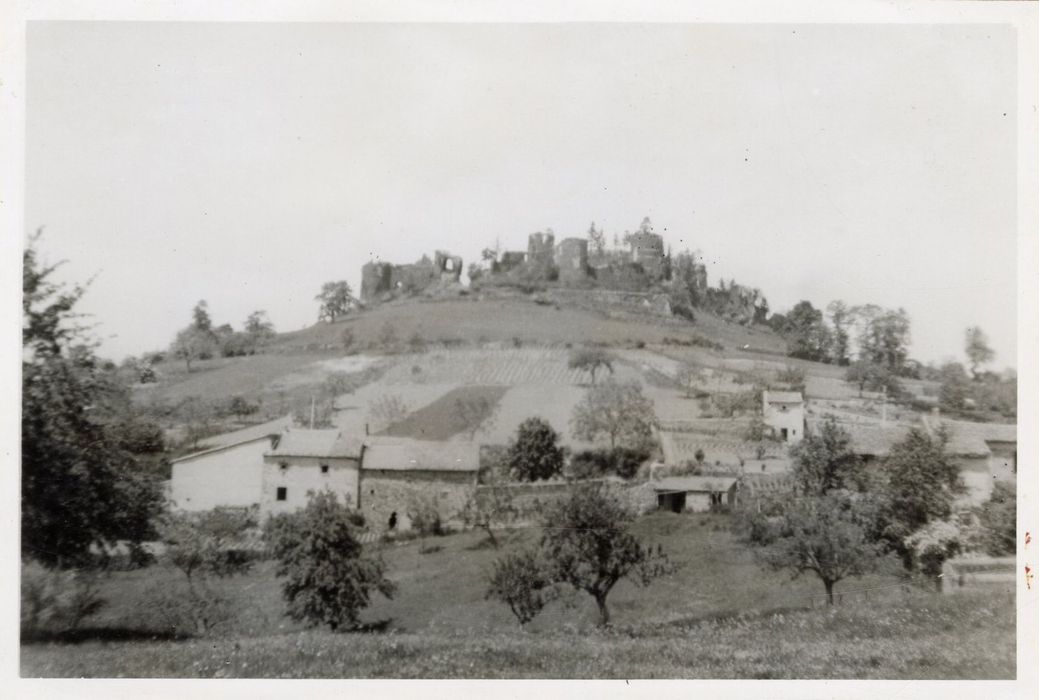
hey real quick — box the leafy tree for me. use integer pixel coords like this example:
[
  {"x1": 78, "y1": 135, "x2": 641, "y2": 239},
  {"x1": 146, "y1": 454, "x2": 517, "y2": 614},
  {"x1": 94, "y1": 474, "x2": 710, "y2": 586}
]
[
  {"x1": 158, "y1": 508, "x2": 256, "y2": 583},
  {"x1": 743, "y1": 490, "x2": 884, "y2": 605},
  {"x1": 586, "y1": 221, "x2": 606, "y2": 259},
  {"x1": 852, "y1": 305, "x2": 911, "y2": 373},
  {"x1": 540, "y1": 483, "x2": 673, "y2": 626},
  {"x1": 486, "y1": 549, "x2": 555, "y2": 624},
  {"x1": 978, "y1": 481, "x2": 1015, "y2": 557},
  {"x1": 568, "y1": 447, "x2": 651, "y2": 480},
  {"x1": 880, "y1": 427, "x2": 964, "y2": 562},
  {"x1": 367, "y1": 394, "x2": 410, "y2": 433},
  {"x1": 937, "y1": 361, "x2": 971, "y2": 411},
  {"x1": 315, "y1": 281, "x2": 354, "y2": 322},
  {"x1": 244, "y1": 310, "x2": 275, "y2": 341},
  {"x1": 779, "y1": 301, "x2": 832, "y2": 362},
  {"x1": 571, "y1": 380, "x2": 657, "y2": 451},
  {"x1": 22, "y1": 237, "x2": 163, "y2": 568},
  {"x1": 964, "y1": 326, "x2": 995, "y2": 380},
  {"x1": 506, "y1": 417, "x2": 565, "y2": 481},
  {"x1": 461, "y1": 483, "x2": 517, "y2": 549},
  {"x1": 844, "y1": 360, "x2": 901, "y2": 398},
  {"x1": 568, "y1": 347, "x2": 615, "y2": 385},
  {"x1": 191, "y1": 300, "x2": 212, "y2": 332},
  {"x1": 790, "y1": 418, "x2": 867, "y2": 496},
  {"x1": 676, "y1": 363, "x2": 707, "y2": 398},
  {"x1": 266, "y1": 491, "x2": 395, "y2": 631},
  {"x1": 169, "y1": 325, "x2": 217, "y2": 372},
  {"x1": 826, "y1": 300, "x2": 852, "y2": 365}
]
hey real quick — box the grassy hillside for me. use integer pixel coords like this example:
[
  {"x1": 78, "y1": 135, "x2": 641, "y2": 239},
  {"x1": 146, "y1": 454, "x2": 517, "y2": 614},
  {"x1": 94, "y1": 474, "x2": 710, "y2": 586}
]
[{"x1": 20, "y1": 512, "x2": 1014, "y2": 678}]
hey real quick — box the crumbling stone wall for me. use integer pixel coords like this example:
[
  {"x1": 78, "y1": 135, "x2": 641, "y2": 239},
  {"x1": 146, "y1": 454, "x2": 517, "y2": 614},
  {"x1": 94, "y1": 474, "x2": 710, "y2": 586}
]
[
  {"x1": 360, "y1": 251, "x2": 463, "y2": 303},
  {"x1": 627, "y1": 231, "x2": 667, "y2": 281},
  {"x1": 358, "y1": 469, "x2": 477, "y2": 532},
  {"x1": 527, "y1": 231, "x2": 556, "y2": 275},
  {"x1": 556, "y1": 237, "x2": 589, "y2": 284},
  {"x1": 434, "y1": 250, "x2": 463, "y2": 282}
]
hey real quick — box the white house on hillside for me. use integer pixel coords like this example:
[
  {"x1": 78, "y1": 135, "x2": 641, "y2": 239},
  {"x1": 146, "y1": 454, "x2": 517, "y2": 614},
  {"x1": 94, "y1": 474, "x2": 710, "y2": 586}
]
[
  {"x1": 261, "y1": 429, "x2": 364, "y2": 515},
  {"x1": 762, "y1": 390, "x2": 804, "y2": 444},
  {"x1": 168, "y1": 416, "x2": 291, "y2": 511}
]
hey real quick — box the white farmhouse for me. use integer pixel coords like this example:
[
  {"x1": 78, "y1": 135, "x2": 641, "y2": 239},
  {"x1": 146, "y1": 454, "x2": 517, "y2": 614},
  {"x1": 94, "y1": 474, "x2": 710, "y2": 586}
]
[
  {"x1": 762, "y1": 390, "x2": 805, "y2": 444},
  {"x1": 168, "y1": 416, "x2": 291, "y2": 511},
  {"x1": 261, "y1": 428, "x2": 364, "y2": 516}
]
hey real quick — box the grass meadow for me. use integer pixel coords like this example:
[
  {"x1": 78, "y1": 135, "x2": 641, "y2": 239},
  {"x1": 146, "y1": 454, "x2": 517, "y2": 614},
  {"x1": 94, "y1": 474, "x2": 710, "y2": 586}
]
[{"x1": 20, "y1": 512, "x2": 1015, "y2": 679}]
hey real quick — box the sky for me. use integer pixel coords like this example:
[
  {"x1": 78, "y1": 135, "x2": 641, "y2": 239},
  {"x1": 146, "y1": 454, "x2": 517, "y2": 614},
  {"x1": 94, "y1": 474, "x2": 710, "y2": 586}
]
[{"x1": 25, "y1": 21, "x2": 1018, "y2": 367}]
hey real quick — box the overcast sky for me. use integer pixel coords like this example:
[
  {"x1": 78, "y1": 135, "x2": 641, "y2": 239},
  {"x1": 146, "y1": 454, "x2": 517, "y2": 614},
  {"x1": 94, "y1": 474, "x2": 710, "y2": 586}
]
[{"x1": 26, "y1": 22, "x2": 1017, "y2": 367}]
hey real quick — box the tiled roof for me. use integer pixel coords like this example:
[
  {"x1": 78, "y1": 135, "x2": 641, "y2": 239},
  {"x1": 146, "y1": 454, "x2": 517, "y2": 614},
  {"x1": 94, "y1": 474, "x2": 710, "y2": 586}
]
[
  {"x1": 267, "y1": 429, "x2": 364, "y2": 459},
  {"x1": 652, "y1": 476, "x2": 739, "y2": 493},
  {"x1": 659, "y1": 431, "x2": 786, "y2": 465},
  {"x1": 362, "y1": 437, "x2": 480, "y2": 472},
  {"x1": 763, "y1": 391, "x2": 803, "y2": 404},
  {"x1": 172, "y1": 415, "x2": 292, "y2": 463},
  {"x1": 926, "y1": 417, "x2": 1016, "y2": 447}
]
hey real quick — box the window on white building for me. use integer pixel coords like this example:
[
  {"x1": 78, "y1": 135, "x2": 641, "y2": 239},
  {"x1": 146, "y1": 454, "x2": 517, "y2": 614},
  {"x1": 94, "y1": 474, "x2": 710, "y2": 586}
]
[{"x1": 276, "y1": 487, "x2": 287, "y2": 501}]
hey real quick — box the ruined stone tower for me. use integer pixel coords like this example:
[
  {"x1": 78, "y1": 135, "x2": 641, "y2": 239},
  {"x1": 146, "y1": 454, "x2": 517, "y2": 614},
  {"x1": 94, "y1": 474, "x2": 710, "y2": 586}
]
[{"x1": 555, "y1": 237, "x2": 589, "y2": 283}]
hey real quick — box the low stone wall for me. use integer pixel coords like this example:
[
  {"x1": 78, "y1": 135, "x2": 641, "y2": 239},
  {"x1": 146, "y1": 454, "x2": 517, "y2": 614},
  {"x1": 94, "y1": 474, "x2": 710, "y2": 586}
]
[
  {"x1": 941, "y1": 556, "x2": 1015, "y2": 594},
  {"x1": 359, "y1": 470, "x2": 477, "y2": 533},
  {"x1": 543, "y1": 288, "x2": 674, "y2": 318},
  {"x1": 474, "y1": 479, "x2": 657, "y2": 525}
]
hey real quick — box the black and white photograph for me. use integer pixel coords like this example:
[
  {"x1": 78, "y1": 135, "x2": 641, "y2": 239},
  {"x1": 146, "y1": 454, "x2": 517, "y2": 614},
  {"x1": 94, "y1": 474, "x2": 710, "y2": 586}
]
[{"x1": 4, "y1": 1, "x2": 1037, "y2": 695}]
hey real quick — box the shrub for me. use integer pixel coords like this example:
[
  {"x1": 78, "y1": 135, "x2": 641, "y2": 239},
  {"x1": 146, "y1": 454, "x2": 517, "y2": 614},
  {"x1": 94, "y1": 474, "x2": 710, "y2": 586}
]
[
  {"x1": 486, "y1": 549, "x2": 555, "y2": 625},
  {"x1": 408, "y1": 493, "x2": 446, "y2": 537},
  {"x1": 21, "y1": 562, "x2": 107, "y2": 639},
  {"x1": 267, "y1": 491, "x2": 396, "y2": 631},
  {"x1": 506, "y1": 417, "x2": 565, "y2": 481}
]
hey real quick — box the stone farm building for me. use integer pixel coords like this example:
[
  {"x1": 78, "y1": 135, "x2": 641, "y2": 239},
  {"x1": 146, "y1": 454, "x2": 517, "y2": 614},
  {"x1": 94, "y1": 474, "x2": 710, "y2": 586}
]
[
  {"x1": 653, "y1": 475, "x2": 740, "y2": 513},
  {"x1": 169, "y1": 423, "x2": 479, "y2": 532}
]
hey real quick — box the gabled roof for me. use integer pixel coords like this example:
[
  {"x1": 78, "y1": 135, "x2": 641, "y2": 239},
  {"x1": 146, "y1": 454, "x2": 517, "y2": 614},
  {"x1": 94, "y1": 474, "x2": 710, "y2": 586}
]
[
  {"x1": 927, "y1": 418, "x2": 1016, "y2": 447},
  {"x1": 267, "y1": 429, "x2": 364, "y2": 460},
  {"x1": 171, "y1": 415, "x2": 292, "y2": 464},
  {"x1": 658, "y1": 431, "x2": 786, "y2": 465},
  {"x1": 652, "y1": 476, "x2": 739, "y2": 493},
  {"x1": 362, "y1": 437, "x2": 480, "y2": 472},
  {"x1": 763, "y1": 391, "x2": 803, "y2": 404},
  {"x1": 808, "y1": 420, "x2": 912, "y2": 458}
]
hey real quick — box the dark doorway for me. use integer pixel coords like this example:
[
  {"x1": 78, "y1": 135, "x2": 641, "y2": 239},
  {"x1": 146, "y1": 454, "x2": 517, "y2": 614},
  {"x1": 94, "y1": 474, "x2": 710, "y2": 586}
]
[{"x1": 657, "y1": 492, "x2": 686, "y2": 514}]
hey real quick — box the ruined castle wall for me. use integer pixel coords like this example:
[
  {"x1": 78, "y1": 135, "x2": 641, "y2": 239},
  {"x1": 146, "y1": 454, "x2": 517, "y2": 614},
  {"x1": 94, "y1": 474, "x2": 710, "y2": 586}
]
[
  {"x1": 628, "y1": 231, "x2": 666, "y2": 280},
  {"x1": 556, "y1": 237, "x2": 589, "y2": 283}
]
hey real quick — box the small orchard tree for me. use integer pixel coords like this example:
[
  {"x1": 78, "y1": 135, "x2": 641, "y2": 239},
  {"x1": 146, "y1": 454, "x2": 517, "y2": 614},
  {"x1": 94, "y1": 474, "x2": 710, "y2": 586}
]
[
  {"x1": 244, "y1": 310, "x2": 275, "y2": 349},
  {"x1": 571, "y1": 380, "x2": 657, "y2": 451},
  {"x1": 506, "y1": 417, "x2": 565, "y2": 481},
  {"x1": 155, "y1": 507, "x2": 257, "y2": 635},
  {"x1": 266, "y1": 490, "x2": 395, "y2": 631},
  {"x1": 486, "y1": 549, "x2": 555, "y2": 624},
  {"x1": 367, "y1": 394, "x2": 410, "y2": 433},
  {"x1": 743, "y1": 490, "x2": 884, "y2": 605},
  {"x1": 461, "y1": 482, "x2": 517, "y2": 548},
  {"x1": 790, "y1": 417, "x2": 866, "y2": 496},
  {"x1": 844, "y1": 360, "x2": 900, "y2": 398},
  {"x1": 568, "y1": 347, "x2": 615, "y2": 385},
  {"x1": 169, "y1": 325, "x2": 217, "y2": 372},
  {"x1": 315, "y1": 281, "x2": 353, "y2": 322},
  {"x1": 540, "y1": 483, "x2": 673, "y2": 626}
]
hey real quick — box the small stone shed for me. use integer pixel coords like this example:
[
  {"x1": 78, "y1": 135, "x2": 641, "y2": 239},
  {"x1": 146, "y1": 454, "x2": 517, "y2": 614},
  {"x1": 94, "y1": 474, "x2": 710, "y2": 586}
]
[
  {"x1": 652, "y1": 475, "x2": 740, "y2": 513},
  {"x1": 359, "y1": 438, "x2": 480, "y2": 532}
]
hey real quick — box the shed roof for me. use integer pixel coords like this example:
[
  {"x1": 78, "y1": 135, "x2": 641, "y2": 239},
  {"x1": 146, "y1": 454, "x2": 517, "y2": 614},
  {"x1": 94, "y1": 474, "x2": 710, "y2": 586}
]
[
  {"x1": 763, "y1": 391, "x2": 803, "y2": 404},
  {"x1": 926, "y1": 418, "x2": 1016, "y2": 447},
  {"x1": 267, "y1": 429, "x2": 364, "y2": 459},
  {"x1": 658, "y1": 431, "x2": 786, "y2": 465},
  {"x1": 362, "y1": 438, "x2": 480, "y2": 472},
  {"x1": 652, "y1": 476, "x2": 739, "y2": 493}
]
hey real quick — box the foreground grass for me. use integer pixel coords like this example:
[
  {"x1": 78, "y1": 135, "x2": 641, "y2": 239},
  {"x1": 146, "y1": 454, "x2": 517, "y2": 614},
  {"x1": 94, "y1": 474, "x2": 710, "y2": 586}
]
[{"x1": 21, "y1": 590, "x2": 1013, "y2": 679}]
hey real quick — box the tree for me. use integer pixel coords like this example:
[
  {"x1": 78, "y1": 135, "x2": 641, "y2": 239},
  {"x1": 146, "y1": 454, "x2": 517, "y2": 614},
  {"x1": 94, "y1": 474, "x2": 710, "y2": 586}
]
[
  {"x1": 964, "y1": 326, "x2": 995, "y2": 380},
  {"x1": 880, "y1": 427, "x2": 964, "y2": 561},
  {"x1": 486, "y1": 549, "x2": 555, "y2": 624},
  {"x1": 506, "y1": 418, "x2": 565, "y2": 481},
  {"x1": 844, "y1": 360, "x2": 901, "y2": 398},
  {"x1": 244, "y1": 310, "x2": 276, "y2": 349},
  {"x1": 461, "y1": 483, "x2": 517, "y2": 549},
  {"x1": 938, "y1": 361, "x2": 971, "y2": 411},
  {"x1": 367, "y1": 394, "x2": 410, "y2": 433},
  {"x1": 315, "y1": 281, "x2": 354, "y2": 322},
  {"x1": 539, "y1": 483, "x2": 672, "y2": 626},
  {"x1": 191, "y1": 300, "x2": 212, "y2": 332},
  {"x1": 571, "y1": 380, "x2": 656, "y2": 451},
  {"x1": 826, "y1": 300, "x2": 852, "y2": 366},
  {"x1": 790, "y1": 418, "x2": 867, "y2": 496},
  {"x1": 169, "y1": 325, "x2": 217, "y2": 372},
  {"x1": 266, "y1": 491, "x2": 395, "y2": 631},
  {"x1": 852, "y1": 305, "x2": 911, "y2": 373},
  {"x1": 743, "y1": 490, "x2": 884, "y2": 605},
  {"x1": 568, "y1": 347, "x2": 615, "y2": 385},
  {"x1": 22, "y1": 237, "x2": 163, "y2": 568},
  {"x1": 780, "y1": 301, "x2": 832, "y2": 362},
  {"x1": 676, "y1": 364, "x2": 707, "y2": 398},
  {"x1": 978, "y1": 481, "x2": 1015, "y2": 557}
]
